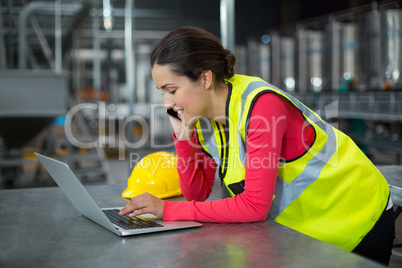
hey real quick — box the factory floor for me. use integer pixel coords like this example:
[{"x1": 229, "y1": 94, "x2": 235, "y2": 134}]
[{"x1": 1, "y1": 147, "x2": 402, "y2": 267}]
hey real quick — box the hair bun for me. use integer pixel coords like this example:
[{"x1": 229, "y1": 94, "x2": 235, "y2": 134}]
[
  {"x1": 151, "y1": 27, "x2": 236, "y2": 84},
  {"x1": 223, "y1": 49, "x2": 236, "y2": 79}
]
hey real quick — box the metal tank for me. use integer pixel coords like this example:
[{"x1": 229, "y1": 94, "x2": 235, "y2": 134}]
[
  {"x1": 360, "y1": 9, "x2": 382, "y2": 90},
  {"x1": 270, "y1": 32, "x2": 281, "y2": 88},
  {"x1": 340, "y1": 23, "x2": 359, "y2": 88},
  {"x1": 247, "y1": 37, "x2": 271, "y2": 83},
  {"x1": 235, "y1": 45, "x2": 248, "y2": 75},
  {"x1": 325, "y1": 17, "x2": 340, "y2": 91},
  {"x1": 382, "y1": 9, "x2": 402, "y2": 90},
  {"x1": 280, "y1": 37, "x2": 296, "y2": 92},
  {"x1": 296, "y1": 27, "x2": 307, "y2": 92},
  {"x1": 306, "y1": 30, "x2": 324, "y2": 92},
  {"x1": 296, "y1": 28, "x2": 324, "y2": 92},
  {"x1": 258, "y1": 43, "x2": 271, "y2": 83},
  {"x1": 326, "y1": 21, "x2": 359, "y2": 92},
  {"x1": 246, "y1": 38, "x2": 259, "y2": 77}
]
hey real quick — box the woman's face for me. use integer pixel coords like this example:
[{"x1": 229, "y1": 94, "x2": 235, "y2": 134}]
[{"x1": 151, "y1": 64, "x2": 209, "y2": 126}]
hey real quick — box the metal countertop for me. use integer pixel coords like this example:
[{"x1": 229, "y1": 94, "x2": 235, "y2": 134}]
[{"x1": 0, "y1": 184, "x2": 383, "y2": 268}]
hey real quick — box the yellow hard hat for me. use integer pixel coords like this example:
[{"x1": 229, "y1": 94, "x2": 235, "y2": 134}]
[{"x1": 122, "y1": 151, "x2": 182, "y2": 199}]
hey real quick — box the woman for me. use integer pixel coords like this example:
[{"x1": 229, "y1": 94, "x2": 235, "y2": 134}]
[{"x1": 120, "y1": 27, "x2": 395, "y2": 265}]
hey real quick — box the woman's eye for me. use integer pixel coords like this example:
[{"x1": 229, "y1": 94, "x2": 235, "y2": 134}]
[{"x1": 169, "y1": 89, "x2": 177, "y2": 95}]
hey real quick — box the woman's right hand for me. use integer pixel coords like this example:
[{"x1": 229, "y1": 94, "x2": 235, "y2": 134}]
[{"x1": 168, "y1": 115, "x2": 194, "y2": 141}]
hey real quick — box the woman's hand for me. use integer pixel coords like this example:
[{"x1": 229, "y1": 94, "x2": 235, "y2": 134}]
[
  {"x1": 168, "y1": 115, "x2": 195, "y2": 141},
  {"x1": 119, "y1": 193, "x2": 165, "y2": 218}
]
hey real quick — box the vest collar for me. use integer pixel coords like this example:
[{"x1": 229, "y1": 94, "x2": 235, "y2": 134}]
[{"x1": 218, "y1": 81, "x2": 233, "y2": 183}]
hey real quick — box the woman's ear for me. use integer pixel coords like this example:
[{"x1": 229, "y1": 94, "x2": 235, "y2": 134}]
[{"x1": 201, "y1": 70, "x2": 213, "y2": 89}]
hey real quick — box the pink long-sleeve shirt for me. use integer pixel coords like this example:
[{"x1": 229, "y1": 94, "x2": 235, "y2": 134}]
[{"x1": 163, "y1": 92, "x2": 315, "y2": 222}]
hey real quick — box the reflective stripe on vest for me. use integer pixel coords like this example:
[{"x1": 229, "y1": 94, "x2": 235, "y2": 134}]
[
  {"x1": 197, "y1": 118, "x2": 220, "y2": 161},
  {"x1": 235, "y1": 80, "x2": 338, "y2": 220}
]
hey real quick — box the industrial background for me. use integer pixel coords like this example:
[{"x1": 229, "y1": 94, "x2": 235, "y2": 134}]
[{"x1": 0, "y1": 0, "x2": 402, "y2": 266}]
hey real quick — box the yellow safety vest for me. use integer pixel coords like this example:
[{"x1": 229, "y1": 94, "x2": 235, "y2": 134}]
[{"x1": 195, "y1": 74, "x2": 390, "y2": 251}]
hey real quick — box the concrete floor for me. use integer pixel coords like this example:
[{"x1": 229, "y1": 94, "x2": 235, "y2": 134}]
[{"x1": 1, "y1": 146, "x2": 402, "y2": 267}]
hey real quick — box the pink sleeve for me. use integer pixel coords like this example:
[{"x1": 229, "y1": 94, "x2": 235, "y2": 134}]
[
  {"x1": 174, "y1": 131, "x2": 217, "y2": 202},
  {"x1": 163, "y1": 93, "x2": 287, "y2": 222}
]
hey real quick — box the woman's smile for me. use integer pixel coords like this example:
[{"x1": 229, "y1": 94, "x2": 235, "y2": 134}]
[{"x1": 152, "y1": 64, "x2": 208, "y2": 126}]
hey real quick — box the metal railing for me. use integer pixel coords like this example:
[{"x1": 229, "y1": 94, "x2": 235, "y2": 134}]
[{"x1": 292, "y1": 91, "x2": 402, "y2": 121}]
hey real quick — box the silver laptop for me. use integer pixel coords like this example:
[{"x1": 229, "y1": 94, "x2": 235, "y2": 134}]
[{"x1": 35, "y1": 153, "x2": 202, "y2": 236}]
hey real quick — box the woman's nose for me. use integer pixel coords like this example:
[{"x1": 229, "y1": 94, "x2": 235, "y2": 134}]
[{"x1": 164, "y1": 99, "x2": 175, "y2": 109}]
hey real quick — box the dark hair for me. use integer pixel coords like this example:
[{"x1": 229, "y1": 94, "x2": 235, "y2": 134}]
[{"x1": 150, "y1": 27, "x2": 236, "y2": 83}]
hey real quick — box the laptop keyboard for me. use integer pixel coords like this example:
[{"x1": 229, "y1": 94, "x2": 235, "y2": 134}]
[{"x1": 103, "y1": 209, "x2": 163, "y2": 230}]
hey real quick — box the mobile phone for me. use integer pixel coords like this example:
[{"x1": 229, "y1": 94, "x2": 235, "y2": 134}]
[{"x1": 166, "y1": 108, "x2": 181, "y2": 121}]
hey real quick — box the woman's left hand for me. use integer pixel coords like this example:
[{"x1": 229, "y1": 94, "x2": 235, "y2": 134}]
[{"x1": 119, "y1": 193, "x2": 165, "y2": 218}]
